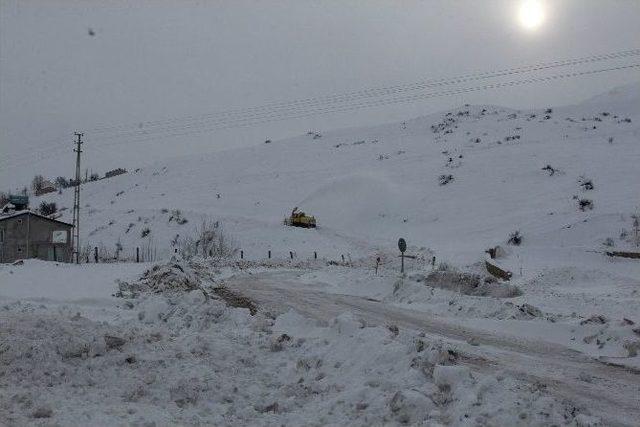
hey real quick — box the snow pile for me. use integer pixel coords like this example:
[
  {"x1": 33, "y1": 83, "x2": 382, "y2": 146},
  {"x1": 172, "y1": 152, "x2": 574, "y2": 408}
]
[
  {"x1": 0, "y1": 290, "x2": 597, "y2": 426},
  {"x1": 410, "y1": 270, "x2": 522, "y2": 298},
  {"x1": 115, "y1": 258, "x2": 213, "y2": 297}
]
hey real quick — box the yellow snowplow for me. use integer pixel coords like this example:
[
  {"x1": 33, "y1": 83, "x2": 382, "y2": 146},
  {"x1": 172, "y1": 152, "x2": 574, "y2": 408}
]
[{"x1": 284, "y1": 207, "x2": 316, "y2": 228}]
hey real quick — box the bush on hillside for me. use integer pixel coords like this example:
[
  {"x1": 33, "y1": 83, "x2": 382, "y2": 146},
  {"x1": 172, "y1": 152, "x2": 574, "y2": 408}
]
[
  {"x1": 175, "y1": 220, "x2": 237, "y2": 260},
  {"x1": 169, "y1": 209, "x2": 188, "y2": 225},
  {"x1": 439, "y1": 174, "x2": 454, "y2": 186},
  {"x1": 55, "y1": 177, "x2": 71, "y2": 189},
  {"x1": 541, "y1": 165, "x2": 557, "y2": 176},
  {"x1": 578, "y1": 176, "x2": 594, "y2": 191},
  {"x1": 578, "y1": 199, "x2": 594, "y2": 211},
  {"x1": 31, "y1": 175, "x2": 45, "y2": 194},
  {"x1": 39, "y1": 202, "x2": 57, "y2": 216},
  {"x1": 507, "y1": 230, "x2": 522, "y2": 246}
]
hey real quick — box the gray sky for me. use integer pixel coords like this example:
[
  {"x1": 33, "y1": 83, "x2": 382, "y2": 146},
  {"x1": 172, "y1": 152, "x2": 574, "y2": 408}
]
[{"x1": 1, "y1": 0, "x2": 640, "y2": 187}]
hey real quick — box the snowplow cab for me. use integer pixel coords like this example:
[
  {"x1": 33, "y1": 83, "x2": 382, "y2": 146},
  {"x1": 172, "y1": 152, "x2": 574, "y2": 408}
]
[{"x1": 284, "y1": 207, "x2": 317, "y2": 228}]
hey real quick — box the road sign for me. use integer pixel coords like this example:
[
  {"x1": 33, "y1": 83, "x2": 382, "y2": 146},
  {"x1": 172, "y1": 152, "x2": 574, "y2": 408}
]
[
  {"x1": 398, "y1": 238, "x2": 408, "y2": 274},
  {"x1": 398, "y1": 238, "x2": 406, "y2": 253}
]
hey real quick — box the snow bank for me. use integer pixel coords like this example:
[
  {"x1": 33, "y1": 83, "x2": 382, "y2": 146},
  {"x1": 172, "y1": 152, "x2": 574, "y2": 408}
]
[
  {"x1": 0, "y1": 288, "x2": 599, "y2": 426},
  {"x1": 411, "y1": 270, "x2": 522, "y2": 298}
]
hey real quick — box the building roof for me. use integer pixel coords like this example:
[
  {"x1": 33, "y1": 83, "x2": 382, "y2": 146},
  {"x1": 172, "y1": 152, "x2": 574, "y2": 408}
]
[{"x1": 0, "y1": 210, "x2": 73, "y2": 227}]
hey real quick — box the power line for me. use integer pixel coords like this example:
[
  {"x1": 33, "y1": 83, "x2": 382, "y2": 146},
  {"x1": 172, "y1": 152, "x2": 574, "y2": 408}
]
[
  {"x1": 3, "y1": 51, "x2": 639, "y2": 170},
  {"x1": 88, "y1": 47, "x2": 640, "y2": 138},
  {"x1": 86, "y1": 62, "x2": 640, "y2": 149},
  {"x1": 87, "y1": 52, "x2": 640, "y2": 143}
]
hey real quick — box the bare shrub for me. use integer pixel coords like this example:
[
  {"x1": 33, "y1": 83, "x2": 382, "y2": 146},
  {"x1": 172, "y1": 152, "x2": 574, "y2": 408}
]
[
  {"x1": 507, "y1": 230, "x2": 522, "y2": 245},
  {"x1": 31, "y1": 175, "x2": 45, "y2": 194},
  {"x1": 79, "y1": 243, "x2": 92, "y2": 263},
  {"x1": 92, "y1": 243, "x2": 116, "y2": 262},
  {"x1": 39, "y1": 201, "x2": 57, "y2": 216},
  {"x1": 169, "y1": 209, "x2": 188, "y2": 225},
  {"x1": 578, "y1": 199, "x2": 593, "y2": 211},
  {"x1": 633, "y1": 214, "x2": 640, "y2": 247},
  {"x1": 437, "y1": 261, "x2": 455, "y2": 272},
  {"x1": 620, "y1": 229, "x2": 629, "y2": 240},
  {"x1": 140, "y1": 237, "x2": 158, "y2": 262},
  {"x1": 541, "y1": 165, "x2": 556, "y2": 176},
  {"x1": 438, "y1": 174, "x2": 454, "y2": 186},
  {"x1": 578, "y1": 176, "x2": 594, "y2": 191},
  {"x1": 55, "y1": 176, "x2": 71, "y2": 189},
  {"x1": 176, "y1": 220, "x2": 237, "y2": 260},
  {"x1": 115, "y1": 239, "x2": 123, "y2": 260}
]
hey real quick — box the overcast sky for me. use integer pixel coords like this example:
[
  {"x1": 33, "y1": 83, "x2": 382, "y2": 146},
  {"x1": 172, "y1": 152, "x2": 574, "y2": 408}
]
[{"x1": 1, "y1": 0, "x2": 639, "y2": 186}]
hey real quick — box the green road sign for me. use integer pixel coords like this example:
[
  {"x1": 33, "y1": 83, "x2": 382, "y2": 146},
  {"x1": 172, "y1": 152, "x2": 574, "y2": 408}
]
[{"x1": 398, "y1": 238, "x2": 406, "y2": 253}]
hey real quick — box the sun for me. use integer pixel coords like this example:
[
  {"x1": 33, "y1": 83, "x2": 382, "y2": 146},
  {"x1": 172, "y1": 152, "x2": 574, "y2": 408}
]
[{"x1": 518, "y1": 0, "x2": 545, "y2": 30}]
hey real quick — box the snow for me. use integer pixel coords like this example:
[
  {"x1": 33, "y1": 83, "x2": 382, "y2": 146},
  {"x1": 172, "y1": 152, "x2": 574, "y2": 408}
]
[
  {"x1": 0, "y1": 260, "x2": 603, "y2": 426},
  {"x1": 2, "y1": 83, "x2": 640, "y2": 425},
  {"x1": 0, "y1": 260, "x2": 147, "y2": 301}
]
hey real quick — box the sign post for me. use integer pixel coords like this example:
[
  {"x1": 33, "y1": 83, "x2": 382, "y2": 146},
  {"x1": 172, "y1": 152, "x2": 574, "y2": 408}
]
[{"x1": 398, "y1": 238, "x2": 406, "y2": 274}]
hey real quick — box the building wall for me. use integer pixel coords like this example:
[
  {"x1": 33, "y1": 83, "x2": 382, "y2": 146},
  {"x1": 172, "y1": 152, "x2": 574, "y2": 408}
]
[{"x1": 0, "y1": 214, "x2": 72, "y2": 263}]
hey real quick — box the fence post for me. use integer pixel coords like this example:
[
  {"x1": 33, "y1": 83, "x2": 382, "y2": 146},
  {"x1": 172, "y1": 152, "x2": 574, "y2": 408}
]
[
  {"x1": 268, "y1": 250, "x2": 271, "y2": 259},
  {"x1": 136, "y1": 247, "x2": 140, "y2": 263},
  {"x1": 240, "y1": 250, "x2": 244, "y2": 259},
  {"x1": 94, "y1": 247, "x2": 98, "y2": 263}
]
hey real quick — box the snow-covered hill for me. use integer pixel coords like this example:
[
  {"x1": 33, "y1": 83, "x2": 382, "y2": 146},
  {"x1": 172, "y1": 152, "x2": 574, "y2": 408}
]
[{"x1": 32, "y1": 82, "x2": 640, "y2": 267}]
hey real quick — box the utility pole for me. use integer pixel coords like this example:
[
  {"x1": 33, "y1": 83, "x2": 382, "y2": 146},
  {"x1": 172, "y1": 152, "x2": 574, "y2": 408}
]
[{"x1": 71, "y1": 132, "x2": 83, "y2": 264}]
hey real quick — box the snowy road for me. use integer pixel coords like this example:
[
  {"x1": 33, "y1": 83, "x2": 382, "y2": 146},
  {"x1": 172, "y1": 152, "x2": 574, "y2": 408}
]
[{"x1": 225, "y1": 269, "x2": 640, "y2": 427}]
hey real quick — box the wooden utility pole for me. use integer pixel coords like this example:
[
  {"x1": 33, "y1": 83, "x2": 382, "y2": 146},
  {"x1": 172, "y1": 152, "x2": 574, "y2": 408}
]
[{"x1": 71, "y1": 132, "x2": 83, "y2": 264}]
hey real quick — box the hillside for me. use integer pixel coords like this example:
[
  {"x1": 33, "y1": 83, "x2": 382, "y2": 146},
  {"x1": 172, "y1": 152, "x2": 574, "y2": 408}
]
[{"x1": 32, "y1": 82, "x2": 640, "y2": 266}]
